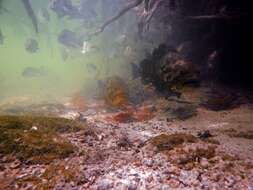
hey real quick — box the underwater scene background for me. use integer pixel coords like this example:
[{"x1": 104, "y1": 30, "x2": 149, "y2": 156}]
[{"x1": 0, "y1": 0, "x2": 163, "y2": 103}]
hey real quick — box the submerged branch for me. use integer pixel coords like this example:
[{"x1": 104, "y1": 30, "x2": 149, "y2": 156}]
[
  {"x1": 145, "y1": 0, "x2": 163, "y2": 23},
  {"x1": 21, "y1": 0, "x2": 38, "y2": 33},
  {"x1": 186, "y1": 14, "x2": 243, "y2": 21},
  {"x1": 90, "y1": 0, "x2": 143, "y2": 36}
]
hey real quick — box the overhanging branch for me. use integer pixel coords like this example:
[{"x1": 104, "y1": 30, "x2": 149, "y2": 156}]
[{"x1": 90, "y1": 0, "x2": 143, "y2": 36}]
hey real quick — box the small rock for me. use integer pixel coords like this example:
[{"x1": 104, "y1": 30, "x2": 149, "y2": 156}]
[
  {"x1": 98, "y1": 133, "x2": 105, "y2": 141},
  {"x1": 96, "y1": 179, "x2": 113, "y2": 190},
  {"x1": 200, "y1": 158, "x2": 209, "y2": 168},
  {"x1": 31, "y1": 126, "x2": 38, "y2": 131},
  {"x1": 197, "y1": 130, "x2": 212, "y2": 139},
  {"x1": 143, "y1": 158, "x2": 153, "y2": 167},
  {"x1": 9, "y1": 160, "x2": 21, "y2": 169},
  {"x1": 117, "y1": 136, "x2": 132, "y2": 149},
  {"x1": 78, "y1": 113, "x2": 87, "y2": 122}
]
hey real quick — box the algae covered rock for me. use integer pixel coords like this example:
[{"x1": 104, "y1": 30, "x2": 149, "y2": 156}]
[
  {"x1": 139, "y1": 44, "x2": 200, "y2": 94},
  {"x1": 201, "y1": 88, "x2": 240, "y2": 111},
  {"x1": 161, "y1": 99, "x2": 197, "y2": 120},
  {"x1": 169, "y1": 104, "x2": 197, "y2": 120},
  {"x1": 0, "y1": 115, "x2": 84, "y2": 164},
  {"x1": 150, "y1": 133, "x2": 197, "y2": 151}
]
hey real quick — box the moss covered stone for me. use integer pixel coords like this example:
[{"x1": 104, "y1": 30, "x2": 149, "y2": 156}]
[
  {"x1": 0, "y1": 115, "x2": 85, "y2": 164},
  {"x1": 150, "y1": 133, "x2": 197, "y2": 151},
  {"x1": 230, "y1": 131, "x2": 253, "y2": 139}
]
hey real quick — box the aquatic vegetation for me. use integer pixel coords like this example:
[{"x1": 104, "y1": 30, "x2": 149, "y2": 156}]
[
  {"x1": 139, "y1": 44, "x2": 200, "y2": 95},
  {"x1": 170, "y1": 146, "x2": 217, "y2": 170},
  {"x1": 150, "y1": 133, "x2": 197, "y2": 151},
  {"x1": 201, "y1": 89, "x2": 239, "y2": 111},
  {"x1": 15, "y1": 161, "x2": 81, "y2": 189},
  {"x1": 228, "y1": 130, "x2": 253, "y2": 139},
  {"x1": 0, "y1": 115, "x2": 83, "y2": 133},
  {"x1": 222, "y1": 128, "x2": 253, "y2": 139},
  {"x1": 177, "y1": 146, "x2": 216, "y2": 165},
  {"x1": 169, "y1": 104, "x2": 197, "y2": 120},
  {"x1": 0, "y1": 115, "x2": 84, "y2": 164}
]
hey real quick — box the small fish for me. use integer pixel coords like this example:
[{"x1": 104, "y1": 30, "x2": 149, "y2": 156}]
[
  {"x1": 58, "y1": 29, "x2": 82, "y2": 48},
  {"x1": 81, "y1": 41, "x2": 90, "y2": 54},
  {"x1": 115, "y1": 34, "x2": 127, "y2": 44},
  {"x1": 25, "y1": 38, "x2": 39, "y2": 53},
  {"x1": 22, "y1": 67, "x2": 47, "y2": 77},
  {"x1": 61, "y1": 48, "x2": 69, "y2": 61},
  {"x1": 123, "y1": 46, "x2": 133, "y2": 57},
  {"x1": 81, "y1": 41, "x2": 99, "y2": 54},
  {"x1": 86, "y1": 63, "x2": 97, "y2": 73},
  {"x1": 37, "y1": 8, "x2": 50, "y2": 22},
  {"x1": 130, "y1": 62, "x2": 140, "y2": 79},
  {"x1": 50, "y1": 0, "x2": 80, "y2": 19},
  {"x1": 0, "y1": 29, "x2": 4, "y2": 45}
]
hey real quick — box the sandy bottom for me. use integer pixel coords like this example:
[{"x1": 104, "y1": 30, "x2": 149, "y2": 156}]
[{"x1": 0, "y1": 90, "x2": 253, "y2": 189}]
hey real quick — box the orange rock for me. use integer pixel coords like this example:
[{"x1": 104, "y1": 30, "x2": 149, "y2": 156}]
[
  {"x1": 111, "y1": 111, "x2": 134, "y2": 123},
  {"x1": 70, "y1": 93, "x2": 86, "y2": 111},
  {"x1": 107, "y1": 105, "x2": 154, "y2": 123},
  {"x1": 104, "y1": 76, "x2": 129, "y2": 108},
  {"x1": 133, "y1": 106, "x2": 154, "y2": 122}
]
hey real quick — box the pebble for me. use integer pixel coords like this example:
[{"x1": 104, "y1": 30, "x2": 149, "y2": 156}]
[
  {"x1": 96, "y1": 179, "x2": 113, "y2": 190},
  {"x1": 143, "y1": 158, "x2": 153, "y2": 167},
  {"x1": 9, "y1": 160, "x2": 21, "y2": 169},
  {"x1": 200, "y1": 158, "x2": 209, "y2": 168}
]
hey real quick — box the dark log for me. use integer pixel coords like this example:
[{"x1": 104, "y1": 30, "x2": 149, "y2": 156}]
[
  {"x1": 186, "y1": 14, "x2": 242, "y2": 21},
  {"x1": 90, "y1": 0, "x2": 143, "y2": 36},
  {"x1": 22, "y1": 0, "x2": 38, "y2": 33}
]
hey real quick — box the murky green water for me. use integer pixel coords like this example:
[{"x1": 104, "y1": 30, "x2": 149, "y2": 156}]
[{"x1": 0, "y1": 0, "x2": 140, "y2": 103}]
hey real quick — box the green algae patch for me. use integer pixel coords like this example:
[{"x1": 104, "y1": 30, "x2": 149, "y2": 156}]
[
  {"x1": 0, "y1": 115, "x2": 83, "y2": 133},
  {"x1": 230, "y1": 131, "x2": 253, "y2": 139},
  {"x1": 0, "y1": 115, "x2": 84, "y2": 164},
  {"x1": 150, "y1": 133, "x2": 197, "y2": 151},
  {"x1": 15, "y1": 161, "x2": 81, "y2": 190}
]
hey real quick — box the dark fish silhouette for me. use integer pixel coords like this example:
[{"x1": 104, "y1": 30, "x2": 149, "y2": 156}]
[
  {"x1": 0, "y1": 29, "x2": 4, "y2": 45},
  {"x1": 22, "y1": 67, "x2": 47, "y2": 77},
  {"x1": 79, "y1": 0, "x2": 97, "y2": 19},
  {"x1": 130, "y1": 62, "x2": 140, "y2": 79},
  {"x1": 25, "y1": 38, "x2": 39, "y2": 53},
  {"x1": 22, "y1": 0, "x2": 38, "y2": 33},
  {"x1": 50, "y1": 0, "x2": 80, "y2": 19},
  {"x1": 39, "y1": 8, "x2": 50, "y2": 22},
  {"x1": 58, "y1": 29, "x2": 82, "y2": 48},
  {"x1": 61, "y1": 48, "x2": 69, "y2": 61},
  {"x1": 50, "y1": 0, "x2": 97, "y2": 20},
  {"x1": 86, "y1": 63, "x2": 97, "y2": 73}
]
